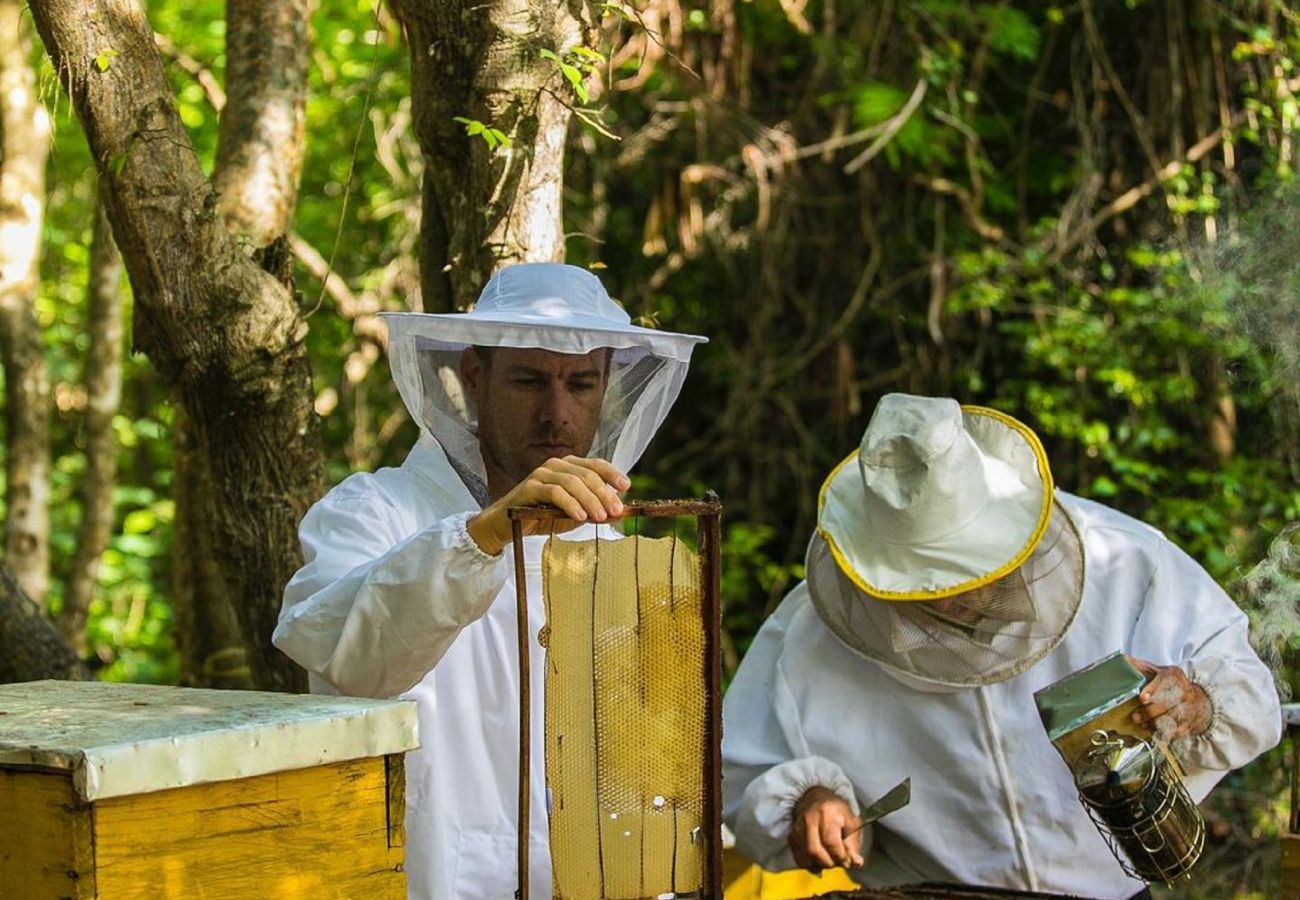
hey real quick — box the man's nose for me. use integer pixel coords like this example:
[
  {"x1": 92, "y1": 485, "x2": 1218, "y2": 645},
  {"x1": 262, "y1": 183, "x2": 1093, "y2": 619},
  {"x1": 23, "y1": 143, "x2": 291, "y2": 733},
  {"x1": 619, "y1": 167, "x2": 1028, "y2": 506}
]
[{"x1": 539, "y1": 382, "x2": 574, "y2": 426}]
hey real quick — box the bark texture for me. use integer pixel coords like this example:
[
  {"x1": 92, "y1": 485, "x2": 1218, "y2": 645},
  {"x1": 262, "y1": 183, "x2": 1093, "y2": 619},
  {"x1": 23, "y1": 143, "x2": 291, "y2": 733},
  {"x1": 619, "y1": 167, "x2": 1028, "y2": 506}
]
[
  {"x1": 0, "y1": 567, "x2": 90, "y2": 683},
  {"x1": 29, "y1": 0, "x2": 321, "y2": 692},
  {"x1": 389, "y1": 0, "x2": 597, "y2": 309},
  {"x1": 211, "y1": 0, "x2": 312, "y2": 246},
  {"x1": 172, "y1": 406, "x2": 254, "y2": 688},
  {"x1": 59, "y1": 198, "x2": 124, "y2": 656},
  {"x1": 168, "y1": 0, "x2": 313, "y2": 689},
  {"x1": 0, "y1": 0, "x2": 53, "y2": 603}
]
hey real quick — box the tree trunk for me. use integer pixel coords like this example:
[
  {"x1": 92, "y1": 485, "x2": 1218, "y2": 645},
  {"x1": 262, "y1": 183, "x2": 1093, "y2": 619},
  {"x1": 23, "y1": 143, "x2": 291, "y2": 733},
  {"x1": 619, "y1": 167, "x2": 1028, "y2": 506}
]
[
  {"x1": 389, "y1": 0, "x2": 596, "y2": 309},
  {"x1": 0, "y1": 567, "x2": 89, "y2": 683},
  {"x1": 29, "y1": 0, "x2": 322, "y2": 693},
  {"x1": 0, "y1": 0, "x2": 52, "y2": 603},
  {"x1": 172, "y1": 405, "x2": 254, "y2": 688},
  {"x1": 211, "y1": 0, "x2": 311, "y2": 246},
  {"x1": 166, "y1": 0, "x2": 313, "y2": 689},
  {"x1": 59, "y1": 197, "x2": 124, "y2": 656}
]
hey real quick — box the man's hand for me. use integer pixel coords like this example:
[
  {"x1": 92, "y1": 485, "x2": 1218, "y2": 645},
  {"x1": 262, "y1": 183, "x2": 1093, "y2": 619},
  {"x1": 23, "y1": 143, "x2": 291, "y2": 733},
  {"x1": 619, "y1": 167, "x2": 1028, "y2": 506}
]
[
  {"x1": 789, "y1": 786, "x2": 865, "y2": 872},
  {"x1": 1126, "y1": 656, "x2": 1213, "y2": 741},
  {"x1": 467, "y1": 456, "x2": 629, "y2": 556}
]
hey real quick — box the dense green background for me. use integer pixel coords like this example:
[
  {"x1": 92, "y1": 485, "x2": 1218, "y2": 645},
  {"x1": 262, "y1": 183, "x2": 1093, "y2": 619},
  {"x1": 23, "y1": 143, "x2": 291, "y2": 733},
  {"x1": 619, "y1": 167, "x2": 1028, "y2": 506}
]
[{"x1": 13, "y1": 1, "x2": 1300, "y2": 896}]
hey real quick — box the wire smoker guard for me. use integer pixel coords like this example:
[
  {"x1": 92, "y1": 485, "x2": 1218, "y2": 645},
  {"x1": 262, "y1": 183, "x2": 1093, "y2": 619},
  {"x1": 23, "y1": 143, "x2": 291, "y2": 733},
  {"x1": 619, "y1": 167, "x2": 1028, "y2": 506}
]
[
  {"x1": 1074, "y1": 729, "x2": 1205, "y2": 883},
  {"x1": 509, "y1": 497, "x2": 724, "y2": 900},
  {"x1": 1034, "y1": 651, "x2": 1205, "y2": 885}
]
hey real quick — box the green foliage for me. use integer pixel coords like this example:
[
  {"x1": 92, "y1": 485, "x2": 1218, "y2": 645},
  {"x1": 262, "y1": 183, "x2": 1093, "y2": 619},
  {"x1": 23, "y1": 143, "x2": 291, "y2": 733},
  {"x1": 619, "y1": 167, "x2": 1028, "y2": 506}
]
[
  {"x1": 17, "y1": 1, "x2": 1300, "y2": 894},
  {"x1": 452, "y1": 115, "x2": 512, "y2": 151}
]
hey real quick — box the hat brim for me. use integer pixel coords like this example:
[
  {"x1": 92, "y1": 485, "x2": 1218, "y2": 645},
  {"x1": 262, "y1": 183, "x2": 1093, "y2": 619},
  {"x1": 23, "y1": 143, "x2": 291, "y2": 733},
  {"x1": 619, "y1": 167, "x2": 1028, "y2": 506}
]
[
  {"x1": 815, "y1": 405, "x2": 1054, "y2": 601},
  {"x1": 379, "y1": 311, "x2": 706, "y2": 363}
]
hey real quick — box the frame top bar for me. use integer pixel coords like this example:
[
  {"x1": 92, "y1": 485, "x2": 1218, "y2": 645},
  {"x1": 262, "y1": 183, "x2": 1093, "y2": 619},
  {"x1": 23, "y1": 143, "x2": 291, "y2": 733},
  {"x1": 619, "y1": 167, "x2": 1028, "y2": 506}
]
[{"x1": 508, "y1": 496, "x2": 721, "y2": 521}]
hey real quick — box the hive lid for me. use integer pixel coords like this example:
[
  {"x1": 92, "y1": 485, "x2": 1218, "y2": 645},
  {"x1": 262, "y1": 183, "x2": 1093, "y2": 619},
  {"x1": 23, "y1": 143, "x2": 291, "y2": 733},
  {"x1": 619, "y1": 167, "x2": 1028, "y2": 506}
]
[{"x1": 0, "y1": 680, "x2": 419, "y2": 801}]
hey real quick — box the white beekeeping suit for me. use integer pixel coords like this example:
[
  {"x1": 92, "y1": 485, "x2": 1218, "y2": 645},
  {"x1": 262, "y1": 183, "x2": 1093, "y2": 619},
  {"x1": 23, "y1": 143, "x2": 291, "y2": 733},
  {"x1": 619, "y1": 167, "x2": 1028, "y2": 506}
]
[
  {"x1": 273, "y1": 263, "x2": 705, "y2": 900},
  {"x1": 722, "y1": 394, "x2": 1281, "y2": 899}
]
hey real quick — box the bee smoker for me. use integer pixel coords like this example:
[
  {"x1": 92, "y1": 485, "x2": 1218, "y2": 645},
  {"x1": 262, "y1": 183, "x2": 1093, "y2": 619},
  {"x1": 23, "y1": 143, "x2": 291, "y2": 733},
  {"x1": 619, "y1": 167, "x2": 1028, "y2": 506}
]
[{"x1": 1034, "y1": 652, "x2": 1205, "y2": 884}]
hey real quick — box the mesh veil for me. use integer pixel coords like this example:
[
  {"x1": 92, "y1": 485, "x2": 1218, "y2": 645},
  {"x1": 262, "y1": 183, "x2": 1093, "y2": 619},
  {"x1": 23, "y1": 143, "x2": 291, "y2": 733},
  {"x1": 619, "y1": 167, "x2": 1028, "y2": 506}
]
[
  {"x1": 382, "y1": 317, "x2": 695, "y2": 504},
  {"x1": 808, "y1": 502, "x2": 1085, "y2": 687}
]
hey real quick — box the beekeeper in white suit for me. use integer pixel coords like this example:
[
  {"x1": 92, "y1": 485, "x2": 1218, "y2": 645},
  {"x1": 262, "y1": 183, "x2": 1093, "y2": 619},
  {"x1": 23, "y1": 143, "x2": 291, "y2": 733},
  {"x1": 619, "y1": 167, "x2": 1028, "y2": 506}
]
[
  {"x1": 273, "y1": 263, "x2": 705, "y2": 900},
  {"x1": 722, "y1": 393, "x2": 1281, "y2": 899}
]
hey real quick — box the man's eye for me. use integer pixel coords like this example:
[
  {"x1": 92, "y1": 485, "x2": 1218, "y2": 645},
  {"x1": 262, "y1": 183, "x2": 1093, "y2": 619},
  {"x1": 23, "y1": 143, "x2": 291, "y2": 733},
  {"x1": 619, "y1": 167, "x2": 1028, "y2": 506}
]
[{"x1": 569, "y1": 380, "x2": 599, "y2": 392}]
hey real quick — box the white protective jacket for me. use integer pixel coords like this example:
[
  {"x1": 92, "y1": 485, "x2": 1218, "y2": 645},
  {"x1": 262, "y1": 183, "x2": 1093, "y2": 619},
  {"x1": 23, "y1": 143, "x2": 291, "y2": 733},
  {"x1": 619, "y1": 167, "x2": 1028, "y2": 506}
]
[
  {"x1": 274, "y1": 436, "x2": 574, "y2": 900},
  {"x1": 722, "y1": 492, "x2": 1282, "y2": 899}
]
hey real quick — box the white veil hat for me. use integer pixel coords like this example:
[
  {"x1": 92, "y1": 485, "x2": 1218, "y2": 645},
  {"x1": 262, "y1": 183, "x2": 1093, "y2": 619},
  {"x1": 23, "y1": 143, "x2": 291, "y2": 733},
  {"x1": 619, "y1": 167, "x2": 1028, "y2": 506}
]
[{"x1": 381, "y1": 264, "x2": 706, "y2": 502}]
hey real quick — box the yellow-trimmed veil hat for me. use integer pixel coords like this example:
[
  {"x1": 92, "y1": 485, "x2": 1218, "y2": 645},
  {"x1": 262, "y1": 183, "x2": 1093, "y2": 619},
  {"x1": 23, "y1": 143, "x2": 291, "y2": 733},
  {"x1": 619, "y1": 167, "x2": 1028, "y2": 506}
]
[{"x1": 807, "y1": 394, "x2": 1085, "y2": 688}]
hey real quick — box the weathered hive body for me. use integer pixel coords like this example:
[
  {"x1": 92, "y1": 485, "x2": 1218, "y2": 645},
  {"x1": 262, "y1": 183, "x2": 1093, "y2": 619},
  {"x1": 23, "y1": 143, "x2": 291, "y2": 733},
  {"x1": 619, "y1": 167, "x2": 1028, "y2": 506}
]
[{"x1": 0, "y1": 680, "x2": 417, "y2": 900}]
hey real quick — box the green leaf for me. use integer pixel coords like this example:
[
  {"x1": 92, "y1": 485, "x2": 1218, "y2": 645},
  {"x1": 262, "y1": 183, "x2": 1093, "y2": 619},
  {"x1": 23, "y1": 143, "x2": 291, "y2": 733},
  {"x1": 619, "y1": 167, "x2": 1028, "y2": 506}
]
[
  {"x1": 94, "y1": 48, "x2": 119, "y2": 72},
  {"x1": 540, "y1": 48, "x2": 561, "y2": 63},
  {"x1": 980, "y1": 6, "x2": 1041, "y2": 61},
  {"x1": 600, "y1": 1, "x2": 633, "y2": 21}
]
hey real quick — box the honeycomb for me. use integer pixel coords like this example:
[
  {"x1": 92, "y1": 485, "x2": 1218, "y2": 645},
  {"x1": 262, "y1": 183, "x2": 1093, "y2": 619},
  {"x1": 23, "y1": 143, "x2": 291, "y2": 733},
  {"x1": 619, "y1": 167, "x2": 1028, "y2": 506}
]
[{"x1": 543, "y1": 533, "x2": 707, "y2": 899}]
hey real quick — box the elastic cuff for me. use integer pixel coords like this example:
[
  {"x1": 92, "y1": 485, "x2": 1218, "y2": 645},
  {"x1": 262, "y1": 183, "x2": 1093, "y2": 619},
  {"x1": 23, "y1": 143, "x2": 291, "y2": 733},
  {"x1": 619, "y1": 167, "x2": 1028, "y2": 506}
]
[
  {"x1": 734, "y1": 756, "x2": 862, "y2": 872},
  {"x1": 450, "y1": 511, "x2": 503, "y2": 565},
  {"x1": 1171, "y1": 668, "x2": 1225, "y2": 763}
]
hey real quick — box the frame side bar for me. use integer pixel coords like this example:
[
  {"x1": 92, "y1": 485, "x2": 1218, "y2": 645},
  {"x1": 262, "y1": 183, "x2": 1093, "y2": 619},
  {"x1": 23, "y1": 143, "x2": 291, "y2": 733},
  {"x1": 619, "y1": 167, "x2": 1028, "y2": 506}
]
[
  {"x1": 700, "y1": 501, "x2": 724, "y2": 899},
  {"x1": 512, "y1": 517, "x2": 531, "y2": 900}
]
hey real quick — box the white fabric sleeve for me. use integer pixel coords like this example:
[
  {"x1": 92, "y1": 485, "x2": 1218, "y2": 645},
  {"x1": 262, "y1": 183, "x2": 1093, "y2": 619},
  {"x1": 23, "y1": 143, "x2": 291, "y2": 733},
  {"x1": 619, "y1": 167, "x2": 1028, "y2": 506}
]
[
  {"x1": 272, "y1": 487, "x2": 507, "y2": 698},
  {"x1": 1128, "y1": 536, "x2": 1283, "y2": 774},
  {"x1": 733, "y1": 756, "x2": 865, "y2": 872},
  {"x1": 723, "y1": 586, "x2": 867, "y2": 871}
]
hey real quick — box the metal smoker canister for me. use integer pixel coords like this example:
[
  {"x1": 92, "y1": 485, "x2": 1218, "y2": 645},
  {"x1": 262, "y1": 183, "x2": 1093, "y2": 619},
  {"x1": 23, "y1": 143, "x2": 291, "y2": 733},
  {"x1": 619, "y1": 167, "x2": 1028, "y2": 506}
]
[{"x1": 1074, "y1": 729, "x2": 1205, "y2": 883}]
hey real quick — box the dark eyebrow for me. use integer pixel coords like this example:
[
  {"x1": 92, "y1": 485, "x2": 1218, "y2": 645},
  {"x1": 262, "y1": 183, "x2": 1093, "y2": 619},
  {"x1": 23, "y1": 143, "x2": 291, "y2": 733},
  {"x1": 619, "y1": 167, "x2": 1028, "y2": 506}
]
[
  {"x1": 504, "y1": 366, "x2": 603, "y2": 380},
  {"x1": 504, "y1": 366, "x2": 550, "y2": 378}
]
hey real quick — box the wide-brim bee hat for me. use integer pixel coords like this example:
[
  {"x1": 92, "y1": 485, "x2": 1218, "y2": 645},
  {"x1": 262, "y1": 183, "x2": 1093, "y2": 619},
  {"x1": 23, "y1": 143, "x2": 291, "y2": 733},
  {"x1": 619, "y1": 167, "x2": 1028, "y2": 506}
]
[
  {"x1": 380, "y1": 263, "x2": 706, "y2": 503},
  {"x1": 807, "y1": 394, "x2": 1085, "y2": 688}
]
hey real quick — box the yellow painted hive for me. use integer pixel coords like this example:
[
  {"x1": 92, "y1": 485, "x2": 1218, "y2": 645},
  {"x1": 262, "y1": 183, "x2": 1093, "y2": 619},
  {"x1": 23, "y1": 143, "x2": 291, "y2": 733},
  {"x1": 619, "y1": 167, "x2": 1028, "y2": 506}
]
[{"x1": 0, "y1": 679, "x2": 418, "y2": 900}]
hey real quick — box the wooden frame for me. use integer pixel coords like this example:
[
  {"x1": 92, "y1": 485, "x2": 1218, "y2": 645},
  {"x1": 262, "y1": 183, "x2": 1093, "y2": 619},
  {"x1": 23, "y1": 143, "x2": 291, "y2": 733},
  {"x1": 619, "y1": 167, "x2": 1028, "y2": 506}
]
[{"x1": 508, "y1": 497, "x2": 724, "y2": 900}]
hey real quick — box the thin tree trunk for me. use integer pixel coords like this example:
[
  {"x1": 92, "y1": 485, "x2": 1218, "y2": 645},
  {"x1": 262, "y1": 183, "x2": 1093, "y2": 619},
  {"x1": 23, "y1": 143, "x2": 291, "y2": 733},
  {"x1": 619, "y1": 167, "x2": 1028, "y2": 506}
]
[
  {"x1": 59, "y1": 197, "x2": 124, "y2": 656},
  {"x1": 211, "y1": 0, "x2": 311, "y2": 245},
  {"x1": 390, "y1": 0, "x2": 596, "y2": 309},
  {"x1": 172, "y1": 406, "x2": 254, "y2": 688},
  {"x1": 0, "y1": 567, "x2": 89, "y2": 683},
  {"x1": 0, "y1": 0, "x2": 52, "y2": 603},
  {"x1": 29, "y1": 0, "x2": 322, "y2": 693}
]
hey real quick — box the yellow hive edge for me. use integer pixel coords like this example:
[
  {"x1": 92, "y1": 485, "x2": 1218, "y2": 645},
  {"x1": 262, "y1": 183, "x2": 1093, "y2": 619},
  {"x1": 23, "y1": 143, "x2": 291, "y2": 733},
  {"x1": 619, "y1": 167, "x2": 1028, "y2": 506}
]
[{"x1": 723, "y1": 849, "x2": 857, "y2": 900}]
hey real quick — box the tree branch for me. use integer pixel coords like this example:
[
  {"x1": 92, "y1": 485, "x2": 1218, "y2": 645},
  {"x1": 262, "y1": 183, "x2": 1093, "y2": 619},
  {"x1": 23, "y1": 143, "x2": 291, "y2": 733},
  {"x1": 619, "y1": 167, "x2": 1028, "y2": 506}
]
[
  {"x1": 1046, "y1": 115, "x2": 1244, "y2": 262},
  {"x1": 211, "y1": 0, "x2": 311, "y2": 245},
  {"x1": 844, "y1": 77, "x2": 928, "y2": 174}
]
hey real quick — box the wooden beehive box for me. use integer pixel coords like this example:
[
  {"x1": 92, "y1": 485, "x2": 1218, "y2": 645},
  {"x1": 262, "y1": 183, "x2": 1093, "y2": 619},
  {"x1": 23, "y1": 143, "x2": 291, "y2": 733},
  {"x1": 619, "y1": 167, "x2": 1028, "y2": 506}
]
[{"x1": 0, "y1": 680, "x2": 418, "y2": 900}]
